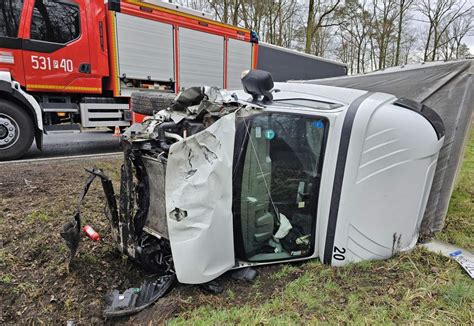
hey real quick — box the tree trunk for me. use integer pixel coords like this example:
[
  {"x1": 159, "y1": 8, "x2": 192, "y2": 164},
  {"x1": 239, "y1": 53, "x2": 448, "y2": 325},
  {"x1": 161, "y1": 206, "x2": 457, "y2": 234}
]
[
  {"x1": 424, "y1": 24, "x2": 433, "y2": 61},
  {"x1": 395, "y1": 0, "x2": 405, "y2": 66},
  {"x1": 356, "y1": 40, "x2": 362, "y2": 73},
  {"x1": 378, "y1": 34, "x2": 384, "y2": 70},
  {"x1": 222, "y1": 0, "x2": 229, "y2": 24},
  {"x1": 305, "y1": 0, "x2": 315, "y2": 53},
  {"x1": 431, "y1": 27, "x2": 438, "y2": 61},
  {"x1": 361, "y1": 42, "x2": 367, "y2": 73},
  {"x1": 231, "y1": 0, "x2": 240, "y2": 26}
]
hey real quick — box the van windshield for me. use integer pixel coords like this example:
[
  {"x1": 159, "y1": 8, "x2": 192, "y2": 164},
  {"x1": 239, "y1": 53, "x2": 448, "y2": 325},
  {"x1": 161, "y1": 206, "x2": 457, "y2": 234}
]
[
  {"x1": 233, "y1": 113, "x2": 327, "y2": 262},
  {"x1": 0, "y1": 0, "x2": 24, "y2": 38}
]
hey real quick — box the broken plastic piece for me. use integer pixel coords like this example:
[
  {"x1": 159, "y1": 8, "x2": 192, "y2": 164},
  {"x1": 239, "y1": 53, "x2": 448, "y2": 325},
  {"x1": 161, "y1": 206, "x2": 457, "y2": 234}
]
[
  {"x1": 60, "y1": 215, "x2": 81, "y2": 264},
  {"x1": 449, "y1": 251, "x2": 474, "y2": 279},
  {"x1": 60, "y1": 172, "x2": 97, "y2": 263},
  {"x1": 231, "y1": 267, "x2": 258, "y2": 282},
  {"x1": 104, "y1": 274, "x2": 176, "y2": 318},
  {"x1": 421, "y1": 240, "x2": 474, "y2": 279},
  {"x1": 172, "y1": 87, "x2": 204, "y2": 112},
  {"x1": 199, "y1": 280, "x2": 224, "y2": 294}
]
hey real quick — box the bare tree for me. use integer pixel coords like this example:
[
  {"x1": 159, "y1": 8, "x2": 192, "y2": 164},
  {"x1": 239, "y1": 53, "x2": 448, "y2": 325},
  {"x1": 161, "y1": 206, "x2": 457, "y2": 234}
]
[
  {"x1": 449, "y1": 14, "x2": 474, "y2": 58},
  {"x1": 304, "y1": 0, "x2": 342, "y2": 54},
  {"x1": 205, "y1": 0, "x2": 239, "y2": 24},
  {"x1": 418, "y1": 0, "x2": 473, "y2": 61},
  {"x1": 175, "y1": 0, "x2": 474, "y2": 73},
  {"x1": 338, "y1": 0, "x2": 373, "y2": 73},
  {"x1": 371, "y1": 0, "x2": 399, "y2": 69},
  {"x1": 394, "y1": 0, "x2": 414, "y2": 65},
  {"x1": 401, "y1": 30, "x2": 417, "y2": 64}
]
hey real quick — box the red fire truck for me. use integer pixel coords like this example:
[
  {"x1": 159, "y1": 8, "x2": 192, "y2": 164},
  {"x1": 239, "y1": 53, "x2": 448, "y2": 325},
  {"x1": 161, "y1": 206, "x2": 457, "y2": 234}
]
[{"x1": 0, "y1": 0, "x2": 258, "y2": 160}]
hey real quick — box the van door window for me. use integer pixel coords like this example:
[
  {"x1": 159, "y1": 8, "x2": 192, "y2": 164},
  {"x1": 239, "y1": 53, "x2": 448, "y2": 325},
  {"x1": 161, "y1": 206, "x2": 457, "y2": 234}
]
[
  {"x1": 30, "y1": 0, "x2": 80, "y2": 44},
  {"x1": 233, "y1": 113, "x2": 328, "y2": 262},
  {"x1": 0, "y1": 0, "x2": 24, "y2": 38}
]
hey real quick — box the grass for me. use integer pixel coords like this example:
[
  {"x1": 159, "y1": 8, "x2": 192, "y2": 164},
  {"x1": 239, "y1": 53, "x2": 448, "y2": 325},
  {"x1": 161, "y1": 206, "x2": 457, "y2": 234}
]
[
  {"x1": 170, "y1": 127, "x2": 474, "y2": 324},
  {"x1": 270, "y1": 264, "x2": 300, "y2": 280},
  {"x1": 172, "y1": 251, "x2": 473, "y2": 324},
  {"x1": 0, "y1": 249, "x2": 16, "y2": 268},
  {"x1": 27, "y1": 211, "x2": 51, "y2": 223},
  {"x1": 12, "y1": 282, "x2": 38, "y2": 297},
  {"x1": 1, "y1": 273, "x2": 13, "y2": 284}
]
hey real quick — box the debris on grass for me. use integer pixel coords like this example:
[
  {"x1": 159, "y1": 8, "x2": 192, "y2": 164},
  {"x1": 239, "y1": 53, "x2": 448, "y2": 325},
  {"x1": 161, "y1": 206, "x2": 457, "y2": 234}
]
[{"x1": 0, "y1": 130, "x2": 472, "y2": 324}]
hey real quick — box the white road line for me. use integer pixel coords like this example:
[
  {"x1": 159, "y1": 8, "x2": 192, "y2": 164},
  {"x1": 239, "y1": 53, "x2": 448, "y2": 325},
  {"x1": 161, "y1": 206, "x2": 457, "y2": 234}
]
[{"x1": 0, "y1": 152, "x2": 122, "y2": 165}]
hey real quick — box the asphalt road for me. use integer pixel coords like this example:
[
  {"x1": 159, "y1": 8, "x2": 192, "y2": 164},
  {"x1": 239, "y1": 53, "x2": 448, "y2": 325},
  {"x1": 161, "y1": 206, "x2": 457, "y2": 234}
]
[{"x1": 22, "y1": 130, "x2": 122, "y2": 160}]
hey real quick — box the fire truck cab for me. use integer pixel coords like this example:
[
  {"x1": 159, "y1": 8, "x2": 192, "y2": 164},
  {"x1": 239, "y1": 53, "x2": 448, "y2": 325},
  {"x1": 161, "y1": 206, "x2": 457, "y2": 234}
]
[{"x1": 0, "y1": 0, "x2": 257, "y2": 160}]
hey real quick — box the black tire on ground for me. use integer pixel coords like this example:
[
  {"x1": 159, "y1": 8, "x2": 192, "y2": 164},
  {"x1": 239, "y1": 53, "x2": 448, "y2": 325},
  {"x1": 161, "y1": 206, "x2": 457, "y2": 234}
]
[
  {"x1": 0, "y1": 100, "x2": 35, "y2": 161},
  {"x1": 131, "y1": 92, "x2": 176, "y2": 116}
]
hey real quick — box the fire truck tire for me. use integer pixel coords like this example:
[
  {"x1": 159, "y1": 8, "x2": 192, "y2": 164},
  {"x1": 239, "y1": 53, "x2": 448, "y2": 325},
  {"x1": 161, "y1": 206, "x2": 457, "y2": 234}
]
[
  {"x1": 0, "y1": 100, "x2": 34, "y2": 161},
  {"x1": 131, "y1": 92, "x2": 176, "y2": 116}
]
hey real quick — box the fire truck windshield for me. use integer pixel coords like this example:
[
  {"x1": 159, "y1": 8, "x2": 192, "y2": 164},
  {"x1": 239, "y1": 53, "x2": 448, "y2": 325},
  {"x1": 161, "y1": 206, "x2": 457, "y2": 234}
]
[{"x1": 31, "y1": 0, "x2": 80, "y2": 44}]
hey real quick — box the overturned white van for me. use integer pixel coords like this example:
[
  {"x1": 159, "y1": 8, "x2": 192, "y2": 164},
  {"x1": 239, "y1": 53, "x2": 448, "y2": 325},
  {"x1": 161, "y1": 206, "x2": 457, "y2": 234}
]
[{"x1": 62, "y1": 70, "x2": 445, "y2": 286}]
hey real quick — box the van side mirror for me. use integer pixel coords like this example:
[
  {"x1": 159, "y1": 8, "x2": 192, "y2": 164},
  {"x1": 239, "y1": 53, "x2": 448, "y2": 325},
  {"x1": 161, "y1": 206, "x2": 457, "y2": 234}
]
[{"x1": 241, "y1": 70, "x2": 274, "y2": 104}]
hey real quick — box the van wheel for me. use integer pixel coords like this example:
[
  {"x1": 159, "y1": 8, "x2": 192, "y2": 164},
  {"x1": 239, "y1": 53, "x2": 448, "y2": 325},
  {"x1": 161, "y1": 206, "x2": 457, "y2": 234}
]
[
  {"x1": 131, "y1": 92, "x2": 175, "y2": 116},
  {"x1": 0, "y1": 100, "x2": 34, "y2": 161}
]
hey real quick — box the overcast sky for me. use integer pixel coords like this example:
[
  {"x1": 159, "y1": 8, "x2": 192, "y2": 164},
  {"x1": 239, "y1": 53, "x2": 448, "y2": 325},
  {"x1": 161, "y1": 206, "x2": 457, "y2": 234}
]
[
  {"x1": 410, "y1": 8, "x2": 474, "y2": 57},
  {"x1": 466, "y1": 34, "x2": 474, "y2": 54}
]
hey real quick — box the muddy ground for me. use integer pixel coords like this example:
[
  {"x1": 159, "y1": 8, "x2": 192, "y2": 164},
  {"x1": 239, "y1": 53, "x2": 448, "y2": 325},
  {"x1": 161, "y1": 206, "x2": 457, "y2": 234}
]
[{"x1": 0, "y1": 157, "x2": 295, "y2": 325}]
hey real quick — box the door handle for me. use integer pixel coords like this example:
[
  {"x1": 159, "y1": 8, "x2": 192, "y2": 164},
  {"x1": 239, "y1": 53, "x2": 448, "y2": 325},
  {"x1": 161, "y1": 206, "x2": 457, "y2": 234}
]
[{"x1": 79, "y1": 63, "x2": 91, "y2": 74}]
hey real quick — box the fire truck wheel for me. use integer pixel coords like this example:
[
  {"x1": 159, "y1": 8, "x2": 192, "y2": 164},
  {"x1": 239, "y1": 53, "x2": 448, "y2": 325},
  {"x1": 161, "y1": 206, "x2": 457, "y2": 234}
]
[
  {"x1": 0, "y1": 100, "x2": 34, "y2": 161},
  {"x1": 131, "y1": 92, "x2": 176, "y2": 116}
]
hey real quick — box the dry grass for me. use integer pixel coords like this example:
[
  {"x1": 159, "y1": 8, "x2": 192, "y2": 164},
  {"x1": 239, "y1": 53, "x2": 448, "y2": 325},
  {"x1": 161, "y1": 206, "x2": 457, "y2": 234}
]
[{"x1": 1, "y1": 128, "x2": 472, "y2": 324}]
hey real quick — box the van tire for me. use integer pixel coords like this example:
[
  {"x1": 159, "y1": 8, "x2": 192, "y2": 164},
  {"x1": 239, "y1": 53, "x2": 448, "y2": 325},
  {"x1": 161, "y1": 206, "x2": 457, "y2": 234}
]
[
  {"x1": 0, "y1": 100, "x2": 34, "y2": 161},
  {"x1": 131, "y1": 92, "x2": 175, "y2": 116}
]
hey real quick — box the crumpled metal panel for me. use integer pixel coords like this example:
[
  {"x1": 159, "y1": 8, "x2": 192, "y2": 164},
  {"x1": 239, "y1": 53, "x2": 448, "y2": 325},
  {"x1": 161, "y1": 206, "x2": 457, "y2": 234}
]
[{"x1": 165, "y1": 113, "x2": 236, "y2": 284}]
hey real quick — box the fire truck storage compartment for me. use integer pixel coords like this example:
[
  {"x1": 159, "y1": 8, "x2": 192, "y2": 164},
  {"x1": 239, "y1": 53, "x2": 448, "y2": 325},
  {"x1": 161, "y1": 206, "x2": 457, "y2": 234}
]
[
  {"x1": 227, "y1": 39, "x2": 253, "y2": 90},
  {"x1": 80, "y1": 103, "x2": 130, "y2": 128},
  {"x1": 115, "y1": 12, "x2": 174, "y2": 84},
  {"x1": 178, "y1": 28, "x2": 224, "y2": 89}
]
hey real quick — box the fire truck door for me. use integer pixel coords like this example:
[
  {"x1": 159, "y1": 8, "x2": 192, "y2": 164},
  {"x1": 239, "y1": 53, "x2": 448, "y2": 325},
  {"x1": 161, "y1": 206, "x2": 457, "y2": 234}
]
[{"x1": 22, "y1": 0, "x2": 95, "y2": 93}]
